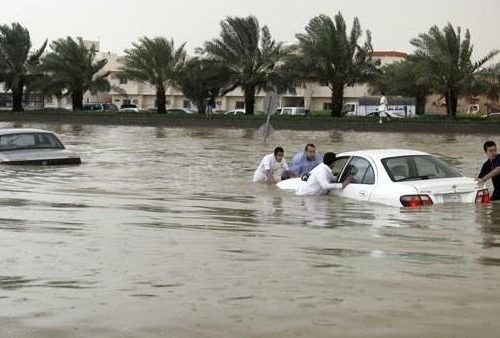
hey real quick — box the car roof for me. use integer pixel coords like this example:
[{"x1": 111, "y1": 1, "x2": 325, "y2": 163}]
[
  {"x1": 338, "y1": 149, "x2": 430, "y2": 161},
  {"x1": 0, "y1": 128, "x2": 55, "y2": 136}
]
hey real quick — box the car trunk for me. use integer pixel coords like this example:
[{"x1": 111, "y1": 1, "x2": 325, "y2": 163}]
[
  {"x1": 0, "y1": 149, "x2": 81, "y2": 165},
  {"x1": 398, "y1": 177, "x2": 477, "y2": 194}
]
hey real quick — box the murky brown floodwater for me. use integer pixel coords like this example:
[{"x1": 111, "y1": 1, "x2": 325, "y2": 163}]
[{"x1": 0, "y1": 122, "x2": 499, "y2": 338}]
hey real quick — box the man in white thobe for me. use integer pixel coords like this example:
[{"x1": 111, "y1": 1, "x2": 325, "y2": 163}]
[
  {"x1": 379, "y1": 92, "x2": 391, "y2": 124},
  {"x1": 296, "y1": 152, "x2": 350, "y2": 196},
  {"x1": 253, "y1": 146, "x2": 291, "y2": 184}
]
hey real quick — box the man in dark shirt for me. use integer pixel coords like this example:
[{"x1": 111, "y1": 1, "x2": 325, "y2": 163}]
[{"x1": 478, "y1": 141, "x2": 500, "y2": 201}]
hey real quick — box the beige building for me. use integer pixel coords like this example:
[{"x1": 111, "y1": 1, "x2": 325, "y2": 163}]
[{"x1": 44, "y1": 49, "x2": 408, "y2": 112}]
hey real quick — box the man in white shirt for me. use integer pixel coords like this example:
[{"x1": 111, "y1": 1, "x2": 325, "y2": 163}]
[
  {"x1": 296, "y1": 152, "x2": 350, "y2": 196},
  {"x1": 253, "y1": 146, "x2": 291, "y2": 184},
  {"x1": 378, "y1": 92, "x2": 391, "y2": 124}
]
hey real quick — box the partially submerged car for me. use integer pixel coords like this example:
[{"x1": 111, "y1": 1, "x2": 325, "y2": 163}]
[
  {"x1": 0, "y1": 129, "x2": 81, "y2": 165},
  {"x1": 278, "y1": 149, "x2": 490, "y2": 207}
]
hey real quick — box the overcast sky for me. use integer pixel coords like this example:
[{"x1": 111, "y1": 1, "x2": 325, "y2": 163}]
[{"x1": 2, "y1": 0, "x2": 499, "y2": 59}]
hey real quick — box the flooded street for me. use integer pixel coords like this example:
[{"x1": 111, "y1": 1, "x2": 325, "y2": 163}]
[{"x1": 0, "y1": 123, "x2": 499, "y2": 337}]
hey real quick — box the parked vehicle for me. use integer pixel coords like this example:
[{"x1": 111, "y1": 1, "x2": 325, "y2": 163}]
[
  {"x1": 83, "y1": 103, "x2": 118, "y2": 112},
  {"x1": 0, "y1": 129, "x2": 81, "y2": 165},
  {"x1": 342, "y1": 97, "x2": 416, "y2": 117},
  {"x1": 277, "y1": 107, "x2": 307, "y2": 116},
  {"x1": 277, "y1": 149, "x2": 490, "y2": 207},
  {"x1": 119, "y1": 104, "x2": 140, "y2": 112},
  {"x1": 224, "y1": 109, "x2": 247, "y2": 115},
  {"x1": 365, "y1": 110, "x2": 406, "y2": 119},
  {"x1": 166, "y1": 108, "x2": 197, "y2": 114}
]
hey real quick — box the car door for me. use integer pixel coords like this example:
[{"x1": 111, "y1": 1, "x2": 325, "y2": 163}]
[{"x1": 336, "y1": 156, "x2": 376, "y2": 201}]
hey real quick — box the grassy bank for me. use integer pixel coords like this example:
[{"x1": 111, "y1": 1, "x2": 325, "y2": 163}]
[{"x1": 0, "y1": 109, "x2": 499, "y2": 135}]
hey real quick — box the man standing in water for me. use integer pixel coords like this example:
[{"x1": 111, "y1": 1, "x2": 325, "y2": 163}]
[
  {"x1": 287, "y1": 143, "x2": 323, "y2": 178},
  {"x1": 378, "y1": 92, "x2": 391, "y2": 124},
  {"x1": 478, "y1": 141, "x2": 500, "y2": 201},
  {"x1": 296, "y1": 152, "x2": 350, "y2": 196},
  {"x1": 253, "y1": 146, "x2": 293, "y2": 184}
]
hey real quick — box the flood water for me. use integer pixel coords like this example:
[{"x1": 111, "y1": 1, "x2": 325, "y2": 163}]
[{"x1": 0, "y1": 122, "x2": 499, "y2": 338}]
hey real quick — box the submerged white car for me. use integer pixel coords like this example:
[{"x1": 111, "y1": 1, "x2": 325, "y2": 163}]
[
  {"x1": 0, "y1": 129, "x2": 81, "y2": 165},
  {"x1": 278, "y1": 149, "x2": 490, "y2": 207}
]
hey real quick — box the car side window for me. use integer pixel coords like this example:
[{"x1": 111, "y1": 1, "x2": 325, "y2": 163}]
[
  {"x1": 342, "y1": 157, "x2": 375, "y2": 185},
  {"x1": 331, "y1": 156, "x2": 350, "y2": 179},
  {"x1": 363, "y1": 165, "x2": 375, "y2": 184}
]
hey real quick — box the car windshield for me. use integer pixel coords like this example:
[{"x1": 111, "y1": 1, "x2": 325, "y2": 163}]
[
  {"x1": 382, "y1": 155, "x2": 462, "y2": 182},
  {"x1": 0, "y1": 133, "x2": 64, "y2": 151}
]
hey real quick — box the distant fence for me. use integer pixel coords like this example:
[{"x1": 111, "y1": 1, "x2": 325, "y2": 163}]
[{"x1": 0, "y1": 93, "x2": 45, "y2": 110}]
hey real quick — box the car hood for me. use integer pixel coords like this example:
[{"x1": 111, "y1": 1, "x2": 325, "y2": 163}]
[
  {"x1": 397, "y1": 177, "x2": 478, "y2": 194},
  {"x1": 0, "y1": 148, "x2": 80, "y2": 162}
]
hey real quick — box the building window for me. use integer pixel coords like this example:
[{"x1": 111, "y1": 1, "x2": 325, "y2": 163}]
[
  {"x1": 183, "y1": 100, "x2": 191, "y2": 108},
  {"x1": 119, "y1": 76, "x2": 128, "y2": 84},
  {"x1": 323, "y1": 102, "x2": 332, "y2": 110},
  {"x1": 45, "y1": 96, "x2": 53, "y2": 104},
  {"x1": 114, "y1": 99, "x2": 121, "y2": 103},
  {"x1": 235, "y1": 101, "x2": 245, "y2": 109},
  {"x1": 320, "y1": 81, "x2": 329, "y2": 87},
  {"x1": 123, "y1": 99, "x2": 131, "y2": 105}
]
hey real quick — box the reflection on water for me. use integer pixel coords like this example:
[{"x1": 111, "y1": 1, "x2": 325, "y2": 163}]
[{"x1": 0, "y1": 122, "x2": 500, "y2": 337}]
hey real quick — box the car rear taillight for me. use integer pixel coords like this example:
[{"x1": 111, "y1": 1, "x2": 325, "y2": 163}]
[
  {"x1": 475, "y1": 189, "x2": 491, "y2": 204},
  {"x1": 400, "y1": 194, "x2": 433, "y2": 207}
]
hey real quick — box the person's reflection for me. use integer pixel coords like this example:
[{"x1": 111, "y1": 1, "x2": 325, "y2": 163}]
[
  {"x1": 475, "y1": 204, "x2": 500, "y2": 266},
  {"x1": 272, "y1": 194, "x2": 283, "y2": 217},
  {"x1": 476, "y1": 204, "x2": 500, "y2": 249},
  {"x1": 300, "y1": 196, "x2": 341, "y2": 228},
  {"x1": 241, "y1": 129, "x2": 255, "y2": 139},
  {"x1": 155, "y1": 127, "x2": 167, "y2": 139}
]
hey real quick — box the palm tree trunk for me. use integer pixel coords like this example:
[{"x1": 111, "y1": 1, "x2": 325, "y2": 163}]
[
  {"x1": 12, "y1": 79, "x2": 24, "y2": 112},
  {"x1": 330, "y1": 83, "x2": 344, "y2": 117},
  {"x1": 450, "y1": 92, "x2": 458, "y2": 118},
  {"x1": 196, "y1": 98, "x2": 206, "y2": 114},
  {"x1": 71, "y1": 91, "x2": 84, "y2": 111},
  {"x1": 156, "y1": 85, "x2": 166, "y2": 114},
  {"x1": 416, "y1": 96, "x2": 426, "y2": 115},
  {"x1": 445, "y1": 90, "x2": 458, "y2": 118},
  {"x1": 244, "y1": 84, "x2": 256, "y2": 114}
]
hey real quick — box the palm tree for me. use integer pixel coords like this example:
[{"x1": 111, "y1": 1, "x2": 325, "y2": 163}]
[
  {"x1": 200, "y1": 16, "x2": 292, "y2": 114},
  {"x1": 0, "y1": 23, "x2": 46, "y2": 112},
  {"x1": 295, "y1": 12, "x2": 377, "y2": 117},
  {"x1": 120, "y1": 37, "x2": 186, "y2": 114},
  {"x1": 410, "y1": 23, "x2": 499, "y2": 117},
  {"x1": 370, "y1": 60, "x2": 433, "y2": 115},
  {"x1": 40, "y1": 37, "x2": 110, "y2": 111},
  {"x1": 177, "y1": 58, "x2": 232, "y2": 114},
  {"x1": 475, "y1": 63, "x2": 500, "y2": 103}
]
